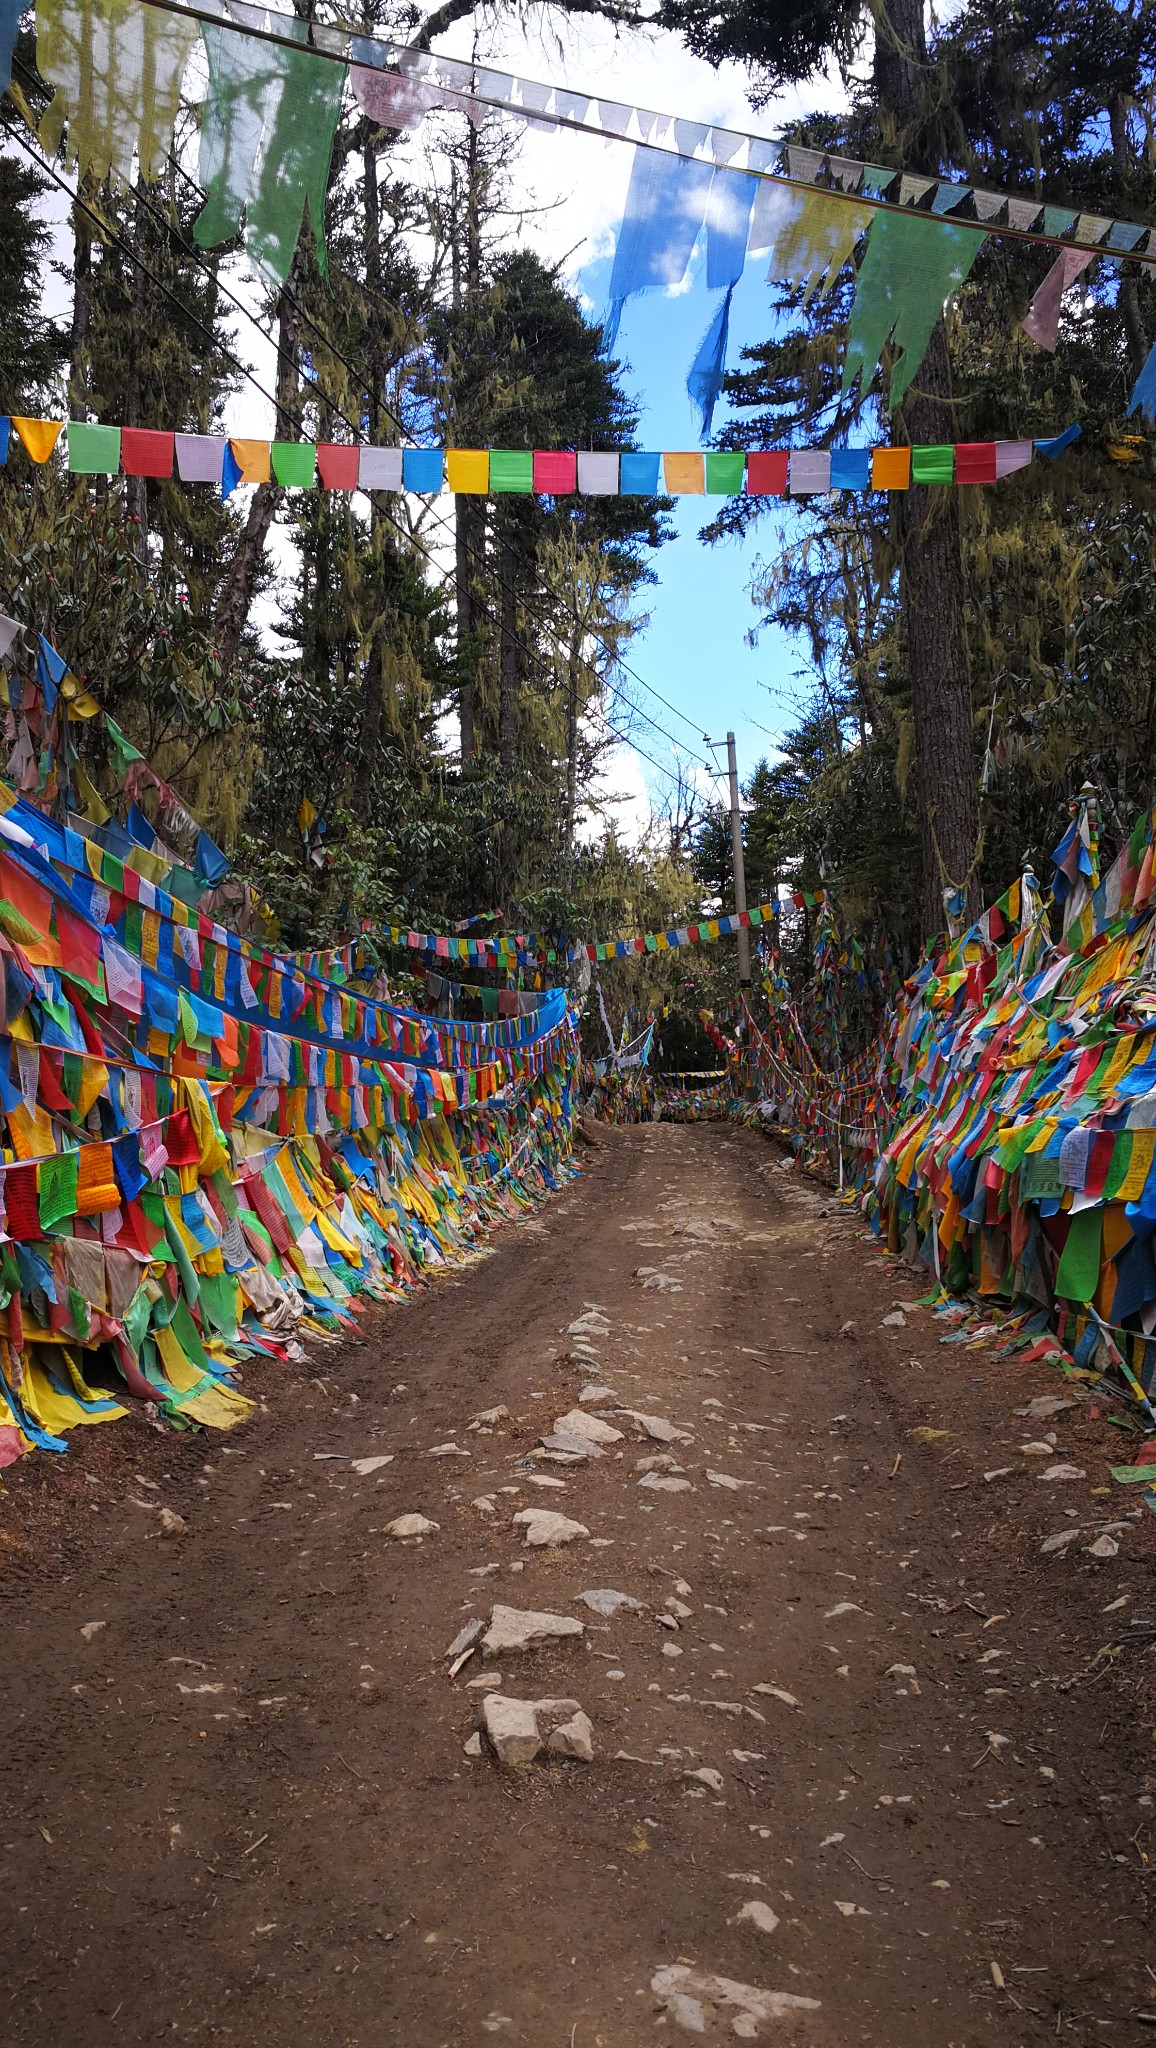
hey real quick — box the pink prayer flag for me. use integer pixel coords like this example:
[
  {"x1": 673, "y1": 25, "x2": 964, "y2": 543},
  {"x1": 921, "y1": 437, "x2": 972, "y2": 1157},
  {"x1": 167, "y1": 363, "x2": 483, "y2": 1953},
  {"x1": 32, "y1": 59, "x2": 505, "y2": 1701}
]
[
  {"x1": 1022, "y1": 247, "x2": 1096, "y2": 351},
  {"x1": 533, "y1": 450, "x2": 576, "y2": 493}
]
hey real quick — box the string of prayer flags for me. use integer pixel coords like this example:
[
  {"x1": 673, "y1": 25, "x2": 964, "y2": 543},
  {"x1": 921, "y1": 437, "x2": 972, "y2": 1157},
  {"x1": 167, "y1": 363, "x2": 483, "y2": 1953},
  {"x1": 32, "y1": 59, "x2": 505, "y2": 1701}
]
[
  {"x1": 0, "y1": 748, "x2": 583, "y2": 1468},
  {"x1": 5, "y1": 419, "x2": 1078, "y2": 497}
]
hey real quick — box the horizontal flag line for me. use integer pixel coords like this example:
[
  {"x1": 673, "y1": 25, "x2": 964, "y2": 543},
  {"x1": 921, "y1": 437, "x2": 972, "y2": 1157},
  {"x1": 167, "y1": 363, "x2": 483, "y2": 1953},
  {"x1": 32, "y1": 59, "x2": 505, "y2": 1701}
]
[
  {"x1": 134, "y1": 0, "x2": 1156, "y2": 269},
  {"x1": 4, "y1": 419, "x2": 1081, "y2": 493}
]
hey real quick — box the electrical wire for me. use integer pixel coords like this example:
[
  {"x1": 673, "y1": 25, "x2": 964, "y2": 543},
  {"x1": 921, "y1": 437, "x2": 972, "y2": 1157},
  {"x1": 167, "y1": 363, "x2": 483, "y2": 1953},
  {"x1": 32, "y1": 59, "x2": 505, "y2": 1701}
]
[
  {"x1": 6, "y1": 121, "x2": 695, "y2": 788},
  {"x1": 9, "y1": 57, "x2": 735, "y2": 772}
]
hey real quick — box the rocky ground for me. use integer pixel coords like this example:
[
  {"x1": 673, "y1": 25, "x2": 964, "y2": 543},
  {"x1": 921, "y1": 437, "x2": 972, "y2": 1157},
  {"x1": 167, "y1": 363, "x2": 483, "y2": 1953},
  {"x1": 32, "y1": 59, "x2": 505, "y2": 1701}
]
[{"x1": 1, "y1": 1121, "x2": 1153, "y2": 2046}]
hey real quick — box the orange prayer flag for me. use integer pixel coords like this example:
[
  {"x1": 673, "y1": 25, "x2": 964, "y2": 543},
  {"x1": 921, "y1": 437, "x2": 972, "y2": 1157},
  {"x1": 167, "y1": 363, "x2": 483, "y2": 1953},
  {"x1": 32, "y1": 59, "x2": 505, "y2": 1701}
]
[
  {"x1": 229, "y1": 439, "x2": 272, "y2": 484},
  {"x1": 662, "y1": 451, "x2": 705, "y2": 494},
  {"x1": 871, "y1": 447, "x2": 911, "y2": 490}
]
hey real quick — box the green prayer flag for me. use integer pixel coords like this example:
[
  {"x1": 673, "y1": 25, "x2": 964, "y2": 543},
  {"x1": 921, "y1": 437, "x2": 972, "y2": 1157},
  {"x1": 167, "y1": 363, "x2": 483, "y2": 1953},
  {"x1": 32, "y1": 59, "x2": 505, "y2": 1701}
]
[
  {"x1": 489, "y1": 450, "x2": 533, "y2": 493},
  {"x1": 704, "y1": 451, "x2": 746, "y2": 494},
  {"x1": 911, "y1": 444, "x2": 956, "y2": 485},
  {"x1": 271, "y1": 441, "x2": 317, "y2": 487},
  {"x1": 123, "y1": 1284, "x2": 153, "y2": 1351},
  {"x1": 194, "y1": 13, "x2": 342, "y2": 284},
  {"x1": 166, "y1": 863, "x2": 204, "y2": 909},
  {"x1": 1103, "y1": 1132, "x2": 1134, "y2": 1201},
  {"x1": 198, "y1": 1268, "x2": 239, "y2": 1342},
  {"x1": 38, "y1": 1149, "x2": 79, "y2": 1231},
  {"x1": 104, "y1": 715, "x2": 144, "y2": 773},
  {"x1": 68, "y1": 1286, "x2": 92, "y2": 1341},
  {"x1": 1055, "y1": 1206, "x2": 1103, "y2": 1304},
  {"x1": 68, "y1": 421, "x2": 122, "y2": 474},
  {"x1": 843, "y1": 211, "x2": 987, "y2": 408}
]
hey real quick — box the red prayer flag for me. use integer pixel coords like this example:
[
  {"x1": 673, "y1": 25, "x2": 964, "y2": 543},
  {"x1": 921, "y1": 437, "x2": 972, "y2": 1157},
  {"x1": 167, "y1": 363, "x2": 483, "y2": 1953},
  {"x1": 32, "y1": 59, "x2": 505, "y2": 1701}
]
[
  {"x1": 746, "y1": 451, "x2": 789, "y2": 495},
  {"x1": 532, "y1": 450, "x2": 577, "y2": 494},
  {"x1": 317, "y1": 443, "x2": 361, "y2": 490},
  {"x1": 120, "y1": 429, "x2": 175, "y2": 478},
  {"x1": 955, "y1": 442, "x2": 998, "y2": 485}
]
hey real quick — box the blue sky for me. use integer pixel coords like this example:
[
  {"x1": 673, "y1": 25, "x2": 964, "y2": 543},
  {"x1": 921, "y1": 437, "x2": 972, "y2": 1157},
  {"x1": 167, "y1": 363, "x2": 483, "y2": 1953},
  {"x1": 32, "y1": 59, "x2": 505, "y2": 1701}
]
[{"x1": 577, "y1": 246, "x2": 800, "y2": 802}]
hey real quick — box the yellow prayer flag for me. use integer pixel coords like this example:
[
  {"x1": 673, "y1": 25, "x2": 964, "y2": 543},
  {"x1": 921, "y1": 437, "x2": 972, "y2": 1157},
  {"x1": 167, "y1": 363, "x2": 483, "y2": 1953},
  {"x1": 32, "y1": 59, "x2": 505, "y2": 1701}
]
[
  {"x1": 662, "y1": 452, "x2": 705, "y2": 494},
  {"x1": 75, "y1": 763, "x2": 111, "y2": 825},
  {"x1": 230, "y1": 439, "x2": 272, "y2": 484},
  {"x1": 12, "y1": 418, "x2": 64, "y2": 464},
  {"x1": 446, "y1": 450, "x2": 489, "y2": 494},
  {"x1": 297, "y1": 795, "x2": 318, "y2": 833}
]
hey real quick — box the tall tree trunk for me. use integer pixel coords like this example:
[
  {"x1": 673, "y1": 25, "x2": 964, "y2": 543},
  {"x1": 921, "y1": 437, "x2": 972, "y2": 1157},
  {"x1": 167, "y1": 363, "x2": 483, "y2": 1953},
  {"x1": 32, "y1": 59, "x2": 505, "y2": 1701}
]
[
  {"x1": 353, "y1": 638, "x2": 386, "y2": 815},
  {"x1": 68, "y1": 187, "x2": 93, "y2": 415},
  {"x1": 1109, "y1": 98, "x2": 1150, "y2": 379},
  {"x1": 123, "y1": 179, "x2": 150, "y2": 555},
  {"x1": 499, "y1": 520, "x2": 518, "y2": 776},
  {"x1": 454, "y1": 121, "x2": 483, "y2": 762},
  {"x1": 456, "y1": 497, "x2": 480, "y2": 761},
  {"x1": 565, "y1": 633, "x2": 580, "y2": 868},
  {"x1": 874, "y1": 0, "x2": 979, "y2": 935},
  {"x1": 212, "y1": 249, "x2": 304, "y2": 678}
]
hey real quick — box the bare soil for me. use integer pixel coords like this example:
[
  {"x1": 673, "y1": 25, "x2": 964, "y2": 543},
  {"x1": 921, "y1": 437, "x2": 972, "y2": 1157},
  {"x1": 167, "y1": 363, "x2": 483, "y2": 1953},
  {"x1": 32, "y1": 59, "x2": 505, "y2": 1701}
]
[{"x1": 1, "y1": 1122, "x2": 1153, "y2": 2047}]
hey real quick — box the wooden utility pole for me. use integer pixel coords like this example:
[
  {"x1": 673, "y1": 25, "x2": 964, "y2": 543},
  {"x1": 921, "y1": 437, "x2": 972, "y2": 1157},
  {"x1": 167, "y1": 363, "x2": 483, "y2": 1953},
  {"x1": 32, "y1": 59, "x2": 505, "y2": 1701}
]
[{"x1": 726, "y1": 730, "x2": 752, "y2": 990}]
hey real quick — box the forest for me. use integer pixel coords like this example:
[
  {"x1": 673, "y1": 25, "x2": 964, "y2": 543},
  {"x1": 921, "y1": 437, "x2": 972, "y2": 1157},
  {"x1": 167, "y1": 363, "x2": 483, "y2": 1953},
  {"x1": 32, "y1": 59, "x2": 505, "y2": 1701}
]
[{"x1": 1, "y1": 0, "x2": 1154, "y2": 1060}]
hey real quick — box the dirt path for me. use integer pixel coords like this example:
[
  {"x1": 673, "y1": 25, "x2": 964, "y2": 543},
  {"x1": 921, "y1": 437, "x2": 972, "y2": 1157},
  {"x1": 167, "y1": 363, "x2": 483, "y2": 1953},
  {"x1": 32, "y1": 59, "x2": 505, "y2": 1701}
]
[{"x1": 2, "y1": 1123, "x2": 1154, "y2": 2047}]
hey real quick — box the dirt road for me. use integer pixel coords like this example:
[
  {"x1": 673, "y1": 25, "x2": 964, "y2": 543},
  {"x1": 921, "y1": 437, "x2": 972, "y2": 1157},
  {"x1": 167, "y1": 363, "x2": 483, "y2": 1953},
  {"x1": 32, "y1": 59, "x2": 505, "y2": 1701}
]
[{"x1": 2, "y1": 1123, "x2": 1154, "y2": 2046}]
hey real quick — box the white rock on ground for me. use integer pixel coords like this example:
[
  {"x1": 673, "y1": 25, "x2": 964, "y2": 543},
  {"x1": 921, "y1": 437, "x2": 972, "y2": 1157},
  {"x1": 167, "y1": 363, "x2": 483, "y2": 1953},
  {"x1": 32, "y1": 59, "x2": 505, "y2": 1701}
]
[
  {"x1": 578, "y1": 1589, "x2": 643, "y2": 1616},
  {"x1": 481, "y1": 1694, "x2": 593, "y2": 1767},
  {"x1": 734, "y1": 1900, "x2": 781, "y2": 1935},
  {"x1": 619, "y1": 1410, "x2": 693, "y2": 1444},
  {"x1": 512, "y1": 1509, "x2": 590, "y2": 1547},
  {"x1": 482, "y1": 1694, "x2": 543, "y2": 1767},
  {"x1": 546, "y1": 1710, "x2": 595, "y2": 1761},
  {"x1": 684, "y1": 1767, "x2": 725, "y2": 1793},
  {"x1": 384, "y1": 1514, "x2": 439, "y2": 1540},
  {"x1": 552, "y1": 1408, "x2": 624, "y2": 1445},
  {"x1": 538, "y1": 1432, "x2": 605, "y2": 1459},
  {"x1": 350, "y1": 1456, "x2": 393, "y2": 1476},
  {"x1": 638, "y1": 1473, "x2": 694, "y2": 1493},
  {"x1": 481, "y1": 1605, "x2": 585, "y2": 1656},
  {"x1": 651, "y1": 1965, "x2": 820, "y2": 2035}
]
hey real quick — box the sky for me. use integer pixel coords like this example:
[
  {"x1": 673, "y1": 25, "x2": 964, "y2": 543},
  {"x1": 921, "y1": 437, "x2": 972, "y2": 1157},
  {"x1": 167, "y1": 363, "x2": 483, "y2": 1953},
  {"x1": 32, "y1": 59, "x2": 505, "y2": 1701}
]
[{"x1": 423, "y1": 12, "x2": 843, "y2": 832}]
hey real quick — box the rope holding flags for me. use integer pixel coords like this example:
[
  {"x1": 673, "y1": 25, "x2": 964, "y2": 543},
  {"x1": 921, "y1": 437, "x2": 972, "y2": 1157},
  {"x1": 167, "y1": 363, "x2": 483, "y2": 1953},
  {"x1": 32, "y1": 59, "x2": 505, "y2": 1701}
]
[{"x1": 4, "y1": 414, "x2": 1088, "y2": 498}]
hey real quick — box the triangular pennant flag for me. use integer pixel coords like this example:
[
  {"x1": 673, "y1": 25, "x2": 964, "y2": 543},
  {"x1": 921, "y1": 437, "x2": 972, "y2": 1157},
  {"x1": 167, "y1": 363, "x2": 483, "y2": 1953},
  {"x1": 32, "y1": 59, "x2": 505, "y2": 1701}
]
[
  {"x1": 843, "y1": 211, "x2": 987, "y2": 407},
  {"x1": 898, "y1": 173, "x2": 935, "y2": 207},
  {"x1": 786, "y1": 144, "x2": 825, "y2": 184},
  {"x1": 195, "y1": 0, "x2": 343, "y2": 283},
  {"x1": 1022, "y1": 246, "x2": 1096, "y2": 350},
  {"x1": 768, "y1": 188, "x2": 872, "y2": 300}
]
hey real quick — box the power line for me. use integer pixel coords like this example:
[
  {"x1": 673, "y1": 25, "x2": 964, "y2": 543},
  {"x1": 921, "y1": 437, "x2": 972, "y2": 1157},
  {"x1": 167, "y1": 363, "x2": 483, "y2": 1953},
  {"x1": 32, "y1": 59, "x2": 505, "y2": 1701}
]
[
  {"x1": 11, "y1": 67, "x2": 729, "y2": 767},
  {"x1": 11, "y1": 89, "x2": 716, "y2": 774}
]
